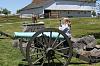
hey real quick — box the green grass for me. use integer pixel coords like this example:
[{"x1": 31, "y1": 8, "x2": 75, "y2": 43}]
[
  {"x1": 0, "y1": 39, "x2": 23, "y2": 66},
  {"x1": 0, "y1": 16, "x2": 100, "y2": 66}
]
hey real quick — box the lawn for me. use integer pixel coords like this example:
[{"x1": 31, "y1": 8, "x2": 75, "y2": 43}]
[{"x1": 0, "y1": 16, "x2": 100, "y2": 66}]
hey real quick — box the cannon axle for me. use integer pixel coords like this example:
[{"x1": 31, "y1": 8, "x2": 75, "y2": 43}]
[{"x1": 46, "y1": 48, "x2": 55, "y2": 59}]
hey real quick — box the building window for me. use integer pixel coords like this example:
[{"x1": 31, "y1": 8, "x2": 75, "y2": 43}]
[
  {"x1": 84, "y1": 11, "x2": 87, "y2": 14},
  {"x1": 78, "y1": 11, "x2": 80, "y2": 14},
  {"x1": 68, "y1": 11, "x2": 70, "y2": 14}
]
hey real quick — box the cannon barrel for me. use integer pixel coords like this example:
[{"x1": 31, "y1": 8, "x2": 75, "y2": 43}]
[
  {"x1": 0, "y1": 31, "x2": 65, "y2": 39},
  {"x1": 14, "y1": 32, "x2": 64, "y2": 39}
]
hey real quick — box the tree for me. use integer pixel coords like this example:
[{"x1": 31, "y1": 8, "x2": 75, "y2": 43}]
[
  {"x1": 0, "y1": 9, "x2": 1, "y2": 14},
  {"x1": 2, "y1": 8, "x2": 11, "y2": 16},
  {"x1": 16, "y1": 9, "x2": 21, "y2": 14},
  {"x1": 2, "y1": 8, "x2": 11, "y2": 21},
  {"x1": 92, "y1": 11, "x2": 96, "y2": 16}
]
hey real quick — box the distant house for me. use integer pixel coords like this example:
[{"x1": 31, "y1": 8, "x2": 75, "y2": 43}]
[{"x1": 19, "y1": 0, "x2": 96, "y2": 18}]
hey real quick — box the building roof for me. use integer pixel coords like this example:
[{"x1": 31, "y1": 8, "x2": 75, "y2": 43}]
[
  {"x1": 56, "y1": 0, "x2": 96, "y2": 2},
  {"x1": 20, "y1": 3, "x2": 43, "y2": 11},
  {"x1": 45, "y1": 1, "x2": 95, "y2": 11},
  {"x1": 20, "y1": 0, "x2": 95, "y2": 11},
  {"x1": 20, "y1": 0, "x2": 54, "y2": 11}
]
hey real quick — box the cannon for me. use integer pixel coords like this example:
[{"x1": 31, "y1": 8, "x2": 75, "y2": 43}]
[
  {"x1": 1, "y1": 23, "x2": 100, "y2": 66},
  {"x1": 0, "y1": 28, "x2": 72, "y2": 66}
]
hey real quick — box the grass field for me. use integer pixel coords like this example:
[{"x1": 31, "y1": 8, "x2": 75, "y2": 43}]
[{"x1": 0, "y1": 16, "x2": 100, "y2": 66}]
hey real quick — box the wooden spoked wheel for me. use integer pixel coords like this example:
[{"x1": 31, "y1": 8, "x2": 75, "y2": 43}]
[
  {"x1": 26, "y1": 28, "x2": 73, "y2": 66},
  {"x1": 19, "y1": 38, "x2": 28, "y2": 57}
]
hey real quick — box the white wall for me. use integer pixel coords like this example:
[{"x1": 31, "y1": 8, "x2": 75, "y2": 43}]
[{"x1": 20, "y1": 7, "x2": 44, "y2": 18}]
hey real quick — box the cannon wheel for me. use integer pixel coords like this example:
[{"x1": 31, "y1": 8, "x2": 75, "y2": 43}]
[
  {"x1": 19, "y1": 38, "x2": 27, "y2": 57},
  {"x1": 26, "y1": 28, "x2": 73, "y2": 66}
]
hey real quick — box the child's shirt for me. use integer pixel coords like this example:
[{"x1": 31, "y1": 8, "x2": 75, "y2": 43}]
[{"x1": 59, "y1": 24, "x2": 71, "y2": 38}]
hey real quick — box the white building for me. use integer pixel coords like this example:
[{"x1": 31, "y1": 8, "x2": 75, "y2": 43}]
[{"x1": 19, "y1": 0, "x2": 96, "y2": 18}]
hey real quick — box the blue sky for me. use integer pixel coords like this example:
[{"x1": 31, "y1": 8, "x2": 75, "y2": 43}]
[
  {"x1": 0, "y1": 0, "x2": 32, "y2": 14},
  {"x1": 0, "y1": 0, "x2": 100, "y2": 14}
]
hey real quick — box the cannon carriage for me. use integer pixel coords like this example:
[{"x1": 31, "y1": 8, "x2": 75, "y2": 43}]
[
  {"x1": 14, "y1": 28, "x2": 73, "y2": 66},
  {"x1": 1, "y1": 22, "x2": 100, "y2": 66},
  {"x1": 13, "y1": 22, "x2": 72, "y2": 66}
]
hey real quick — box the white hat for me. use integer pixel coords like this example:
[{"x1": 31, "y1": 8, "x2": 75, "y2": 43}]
[{"x1": 63, "y1": 17, "x2": 70, "y2": 20}]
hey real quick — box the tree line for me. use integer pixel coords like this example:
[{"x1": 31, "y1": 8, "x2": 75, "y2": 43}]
[{"x1": 0, "y1": 8, "x2": 11, "y2": 16}]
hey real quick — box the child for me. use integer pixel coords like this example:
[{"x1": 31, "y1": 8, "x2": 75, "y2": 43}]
[{"x1": 59, "y1": 17, "x2": 71, "y2": 39}]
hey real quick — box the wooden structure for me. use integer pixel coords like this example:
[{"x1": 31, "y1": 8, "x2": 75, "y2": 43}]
[
  {"x1": 22, "y1": 22, "x2": 45, "y2": 32},
  {"x1": 19, "y1": 0, "x2": 96, "y2": 18}
]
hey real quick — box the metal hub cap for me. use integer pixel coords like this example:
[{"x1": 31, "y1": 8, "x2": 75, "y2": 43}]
[{"x1": 46, "y1": 48, "x2": 55, "y2": 58}]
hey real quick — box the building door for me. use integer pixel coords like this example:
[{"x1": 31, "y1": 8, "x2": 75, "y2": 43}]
[{"x1": 44, "y1": 10, "x2": 51, "y2": 18}]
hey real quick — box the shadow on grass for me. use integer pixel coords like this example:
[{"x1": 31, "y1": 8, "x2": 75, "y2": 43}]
[
  {"x1": 0, "y1": 38, "x2": 8, "y2": 39},
  {"x1": 18, "y1": 62, "x2": 92, "y2": 66},
  {"x1": 18, "y1": 63, "x2": 65, "y2": 66},
  {"x1": 70, "y1": 62, "x2": 91, "y2": 65}
]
